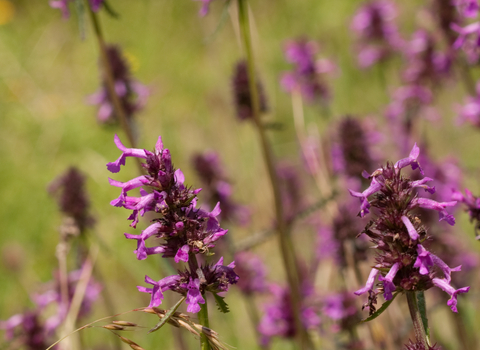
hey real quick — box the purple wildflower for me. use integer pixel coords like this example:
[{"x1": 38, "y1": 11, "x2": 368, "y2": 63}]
[
  {"x1": 454, "y1": 0, "x2": 479, "y2": 18},
  {"x1": 350, "y1": 144, "x2": 469, "y2": 313},
  {"x1": 432, "y1": 278, "x2": 470, "y2": 312},
  {"x1": 322, "y1": 292, "x2": 360, "y2": 334},
  {"x1": 451, "y1": 22, "x2": 480, "y2": 64},
  {"x1": 281, "y1": 38, "x2": 334, "y2": 103},
  {"x1": 457, "y1": 81, "x2": 480, "y2": 126},
  {"x1": 452, "y1": 188, "x2": 480, "y2": 237},
  {"x1": 258, "y1": 281, "x2": 320, "y2": 346},
  {"x1": 1, "y1": 267, "x2": 101, "y2": 348},
  {"x1": 48, "y1": 167, "x2": 95, "y2": 232},
  {"x1": 109, "y1": 136, "x2": 238, "y2": 312},
  {"x1": 88, "y1": 45, "x2": 149, "y2": 124},
  {"x1": 432, "y1": 0, "x2": 462, "y2": 44},
  {"x1": 234, "y1": 251, "x2": 268, "y2": 295},
  {"x1": 351, "y1": 0, "x2": 403, "y2": 68},
  {"x1": 192, "y1": 151, "x2": 250, "y2": 225},
  {"x1": 332, "y1": 116, "x2": 376, "y2": 182},
  {"x1": 232, "y1": 60, "x2": 268, "y2": 121},
  {"x1": 402, "y1": 30, "x2": 451, "y2": 86}
]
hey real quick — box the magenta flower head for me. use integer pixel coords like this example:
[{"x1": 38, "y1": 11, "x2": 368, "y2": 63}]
[
  {"x1": 108, "y1": 135, "x2": 238, "y2": 312},
  {"x1": 351, "y1": 0, "x2": 403, "y2": 68},
  {"x1": 88, "y1": 45, "x2": 149, "y2": 125},
  {"x1": 281, "y1": 38, "x2": 335, "y2": 104},
  {"x1": 349, "y1": 144, "x2": 469, "y2": 313},
  {"x1": 232, "y1": 60, "x2": 268, "y2": 121}
]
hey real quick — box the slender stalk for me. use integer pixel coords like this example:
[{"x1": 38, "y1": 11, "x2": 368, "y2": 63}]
[
  {"x1": 236, "y1": 1, "x2": 313, "y2": 349},
  {"x1": 198, "y1": 297, "x2": 211, "y2": 350},
  {"x1": 406, "y1": 292, "x2": 429, "y2": 349},
  {"x1": 188, "y1": 253, "x2": 211, "y2": 350},
  {"x1": 85, "y1": 1, "x2": 143, "y2": 173}
]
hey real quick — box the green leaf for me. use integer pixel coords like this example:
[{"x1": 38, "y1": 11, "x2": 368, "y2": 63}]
[
  {"x1": 360, "y1": 291, "x2": 399, "y2": 323},
  {"x1": 74, "y1": 0, "x2": 86, "y2": 40},
  {"x1": 417, "y1": 291, "x2": 431, "y2": 344},
  {"x1": 213, "y1": 293, "x2": 230, "y2": 314},
  {"x1": 148, "y1": 296, "x2": 186, "y2": 334}
]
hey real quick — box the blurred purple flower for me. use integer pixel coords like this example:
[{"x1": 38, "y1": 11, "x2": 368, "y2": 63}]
[
  {"x1": 258, "y1": 281, "x2": 320, "y2": 346},
  {"x1": 454, "y1": 0, "x2": 479, "y2": 18},
  {"x1": 234, "y1": 251, "x2": 268, "y2": 295},
  {"x1": 232, "y1": 60, "x2": 268, "y2": 121},
  {"x1": 457, "y1": 80, "x2": 480, "y2": 126},
  {"x1": 402, "y1": 30, "x2": 451, "y2": 86},
  {"x1": 451, "y1": 22, "x2": 480, "y2": 64},
  {"x1": 48, "y1": 167, "x2": 95, "y2": 232},
  {"x1": 351, "y1": 0, "x2": 403, "y2": 68},
  {"x1": 88, "y1": 45, "x2": 149, "y2": 124},
  {"x1": 192, "y1": 151, "x2": 250, "y2": 225},
  {"x1": 281, "y1": 38, "x2": 335, "y2": 103},
  {"x1": 452, "y1": 188, "x2": 480, "y2": 238}
]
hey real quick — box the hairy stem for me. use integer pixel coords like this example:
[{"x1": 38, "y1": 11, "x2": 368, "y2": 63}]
[
  {"x1": 236, "y1": 1, "x2": 313, "y2": 348},
  {"x1": 406, "y1": 291, "x2": 429, "y2": 349}
]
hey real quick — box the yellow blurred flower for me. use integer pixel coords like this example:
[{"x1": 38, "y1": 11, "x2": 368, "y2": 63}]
[{"x1": 0, "y1": 0, "x2": 15, "y2": 25}]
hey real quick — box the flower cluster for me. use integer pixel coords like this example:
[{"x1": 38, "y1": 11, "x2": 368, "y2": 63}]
[
  {"x1": 50, "y1": 0, "x2": 105, "y2": 19},
  {"x1": 0, "y1": 268, "x2": 101, "y2": 349},
  {"x1": 281, "y1": 38, "x2": 335, "y2": 103},
  {"x1": 88, "y1": 45, "x2": 149, "y2": 124},
  {"x1": 350, "y1": 144, "x2": 469, "y2": 313},
  {"x1": 351, "y1": 0, "x2": 403, "y2": 68},
  {"x1": 107, "y1": 135, "x2": 238, "y2": 313},
  {"x1": 231, "y1": 60, "x2": 268, "y2": 121}
]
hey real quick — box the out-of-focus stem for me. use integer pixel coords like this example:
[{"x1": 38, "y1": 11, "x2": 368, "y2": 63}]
[
  {"x1": 85, "y1": 2, "x2": 143, "y2": 173},
  {"x1": 406, "y1": 291, "x2": 429, "y2": 349},
  {"x1": 236, "y1": 1, "x2": 313, "y2": 349}
]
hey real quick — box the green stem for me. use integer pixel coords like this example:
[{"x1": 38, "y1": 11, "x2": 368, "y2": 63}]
[
  {"x1": 236, "y1": 1, "x2": 313, "y2": 349},
  {"x1": 198, "y1": 297, "x2": 210, "y2": 350},
  {"x1": 406, "y1": 292, "x2": 429, "y2": 349},
  {"x1": 85, "y1": 2, "x2": 143, "y2": 173}
]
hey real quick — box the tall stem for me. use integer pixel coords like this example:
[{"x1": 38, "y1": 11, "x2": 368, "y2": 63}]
[
  {"x1": 198, "y1": 297, "x2": 211, "y2": 350},
  {"x1": 85, "y1": 2, "x2": 143, "y2": 173},
  {"x1": 406, "y1": 292, "x2": 428, "y2": 349},
  {"x1": 189, "y1": 253, "x2": 211, "y2": 350},
  {"x1": 236, "y1": 1, "x2": 313, "y2": 349}
]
